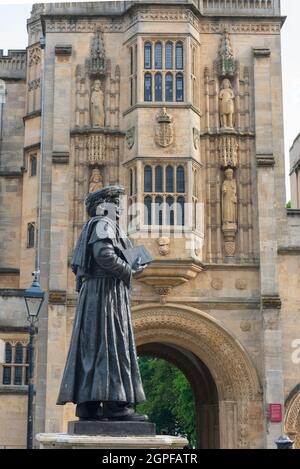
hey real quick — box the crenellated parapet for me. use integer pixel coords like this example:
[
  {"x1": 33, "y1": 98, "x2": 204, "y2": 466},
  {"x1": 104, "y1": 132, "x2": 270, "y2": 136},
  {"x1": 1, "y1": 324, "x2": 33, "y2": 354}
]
[
  {"x1": 28, "y1": 0, "x2": 281, "y2": 20},
  {"x1": 0, "y1": 50, "x2": 26, "y2": 80},
  {"x1": 201, "y1": 0, "x2": 281, "y2": 16}
]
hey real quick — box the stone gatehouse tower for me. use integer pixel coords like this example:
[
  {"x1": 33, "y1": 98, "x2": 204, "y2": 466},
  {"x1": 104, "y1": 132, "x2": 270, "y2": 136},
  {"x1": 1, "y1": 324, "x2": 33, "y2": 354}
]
[{"x1": 0, "y1": 0, "x2": 300, "y2": 449}]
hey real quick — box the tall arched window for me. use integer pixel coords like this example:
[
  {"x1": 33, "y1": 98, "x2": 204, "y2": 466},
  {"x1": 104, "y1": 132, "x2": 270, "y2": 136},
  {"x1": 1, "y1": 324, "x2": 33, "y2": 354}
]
[
  {"x1": 166, "y1": 196, "x2": 175, "y2": 226},
  {"x1": 155, "y1": 73, "x2": 162, "y2": 102},
  {"x1": 166, "y1": 166, "x2": 174, "y2": 193},
  {"x1": 144, "y1": 166, "x2": 153, "y2": 192},
  {"x1": 155, "y1": 166, "x2": 163, "y2": 192},
  {"x1": 155, "y1": 42, "x2": 162, "y2": 69},
  {"x1": 14, "y1": 343, "x2": 23, "y2": 385},
  {"x1": 3, "y1": 343, "x2": 12, "y2": 385},
  {"x1": 165, "y1": 73, "x2": 173, "y2": 102},
  {"x1": 2, "y1": 366, "x2": 11, "y2": 385},
  {"x1": 176, "y1": 73, "x2": 184, "y2": 102},
  {"x1": 144, "y1": 73, "x2": 152, "y2": 102},
  {"x1": 30, "y1": 155, "x2": 37, "y2": 177},
  {"x1": 15, "y1": 343, "x2": 23, "y2": 364},
  {"x1": 5, "y1": 342, "x2": 12, "y2": 363},
  {"x1": 144, "y1": 42, "x2": 152, "y2": 69},
  {"x1": 155, "y1": 196, "x2": 163, "y2": 226},
  {"x1": 176, "y1": 42, "x2": 184, "y2": 69},
  {"x1": 177, "y1": 166, "x2": 185, "y2": 193},
  {"x1": 144, "y1": 197, "x2": 152, "y2": 226},
  {"x1": 165, "y1": 42, "x2": 173, "y2": 69},
  {"x1": 27, "y1": 223, "x2": 35, "y2": 249},
  {"x1": 177, "y1": 196, "x2": 185, "y2": 226}
]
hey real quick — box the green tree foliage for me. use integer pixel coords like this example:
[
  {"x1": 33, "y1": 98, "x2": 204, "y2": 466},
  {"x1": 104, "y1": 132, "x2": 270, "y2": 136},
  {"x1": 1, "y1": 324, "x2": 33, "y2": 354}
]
[
  {"x1": 137, "y1": 356, "x2": 196, "y2": 447},
  {"x1": 286, "y1": 200, "x2": 292, "y2": 209}
]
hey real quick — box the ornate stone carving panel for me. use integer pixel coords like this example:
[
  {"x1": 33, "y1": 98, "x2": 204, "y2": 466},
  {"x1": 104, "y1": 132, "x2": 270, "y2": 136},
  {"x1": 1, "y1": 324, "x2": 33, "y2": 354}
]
[
  {"x1": 203, "y1": 29, "x2": 255, "y2": 262},
  {"x1": 155, "y1": 108, "x2": 174, "y2": 148}
]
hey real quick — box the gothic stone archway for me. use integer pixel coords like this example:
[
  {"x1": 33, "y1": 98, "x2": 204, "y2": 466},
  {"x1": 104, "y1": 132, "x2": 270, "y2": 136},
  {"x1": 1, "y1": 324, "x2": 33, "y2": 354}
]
[
  {"x1": 284, "y1": 385, "x2": 300, "y2": 448},
  {"x1": 132, "y1": 303, "x2": 263, "y2": 449},
  {"x1": 138, "y1": 342, "x2": 219, "y2": 449}
]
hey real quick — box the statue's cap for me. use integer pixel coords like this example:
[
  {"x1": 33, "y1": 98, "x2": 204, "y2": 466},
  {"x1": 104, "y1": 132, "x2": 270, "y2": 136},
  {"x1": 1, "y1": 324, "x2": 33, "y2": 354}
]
[{"x1": 85, "y1": 185, "x2": 125, "y2": 217}]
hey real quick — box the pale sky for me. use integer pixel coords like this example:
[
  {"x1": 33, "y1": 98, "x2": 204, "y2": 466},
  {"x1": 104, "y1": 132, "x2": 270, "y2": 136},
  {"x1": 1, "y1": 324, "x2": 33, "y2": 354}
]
[{"x1": 0, "y1": 0, "x2": 298, "y2": 200}]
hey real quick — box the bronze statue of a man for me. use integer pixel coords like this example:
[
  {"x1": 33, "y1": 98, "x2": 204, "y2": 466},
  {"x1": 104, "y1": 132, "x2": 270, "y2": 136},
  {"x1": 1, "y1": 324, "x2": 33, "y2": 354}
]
[{"x1": 57, "y1": 186, "x2": 147, "y2": 421}]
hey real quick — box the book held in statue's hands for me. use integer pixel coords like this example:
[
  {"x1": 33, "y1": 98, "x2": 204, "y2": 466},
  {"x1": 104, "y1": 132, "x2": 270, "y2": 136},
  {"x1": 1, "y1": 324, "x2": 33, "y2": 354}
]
[{"x1": 121, "y1": 245, "x2": 153, "y2": 268}]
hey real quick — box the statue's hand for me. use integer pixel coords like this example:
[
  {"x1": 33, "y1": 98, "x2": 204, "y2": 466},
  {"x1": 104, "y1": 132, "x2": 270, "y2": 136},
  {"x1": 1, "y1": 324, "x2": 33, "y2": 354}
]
[{"x1": 132, "y1": 256, "x2": 146, "y2": 274}]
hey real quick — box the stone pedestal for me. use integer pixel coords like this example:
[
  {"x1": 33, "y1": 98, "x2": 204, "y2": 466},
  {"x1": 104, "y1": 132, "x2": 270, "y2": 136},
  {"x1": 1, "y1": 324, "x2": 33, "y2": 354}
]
[
  {"x1": 36, "y1": 433, "x2": 188, "y2": 449},
  {"x1": 68, "y1": 420, "x2": 156, "y2": 437}
]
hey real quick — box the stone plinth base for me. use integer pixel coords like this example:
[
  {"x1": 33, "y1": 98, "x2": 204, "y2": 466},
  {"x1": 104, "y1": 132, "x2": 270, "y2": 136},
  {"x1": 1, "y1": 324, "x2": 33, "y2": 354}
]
[
  {"x1": 36, "y1": 433, "x2": 188, "y2": 449},
  {"x1": 68, "y1": 420, "x2": 156, "y2": 437}
]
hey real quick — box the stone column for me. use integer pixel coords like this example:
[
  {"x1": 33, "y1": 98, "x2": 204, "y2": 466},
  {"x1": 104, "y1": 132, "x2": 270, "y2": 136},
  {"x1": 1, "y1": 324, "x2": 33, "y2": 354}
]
[
  {"x1": 219, "y1": 400, "x2": 238, "y2": 449},
  {"x1": 44, "y1": 45, "x2": 73, "y2": 433},
  {"x1": 52, "y1": 46, "x2": 72, "y2": 164},
  {"x1": 253, "y1": 47, "x2": 284, "y2": 448}
]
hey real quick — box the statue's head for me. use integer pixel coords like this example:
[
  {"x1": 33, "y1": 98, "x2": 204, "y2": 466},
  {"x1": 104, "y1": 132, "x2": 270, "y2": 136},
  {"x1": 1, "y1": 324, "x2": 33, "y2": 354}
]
[
  {"x1": 222, "y1": 78, "x2": 231, "y2": 89},
  {"x1": 93, "y1": 79, "x2": 102, "y2": 91},
  {"x1": 85, "y1": 185, "x2": 125, "y2": 220},
  {"x1": 225, "y1": 168, "x2": 234, "y2": 180},
  {"x1": 91, "y1": 168, "x2": 102, "y2": 183}
]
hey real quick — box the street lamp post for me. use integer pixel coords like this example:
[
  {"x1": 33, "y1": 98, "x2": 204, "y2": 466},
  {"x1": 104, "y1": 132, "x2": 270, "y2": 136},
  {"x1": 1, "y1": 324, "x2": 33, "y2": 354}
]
[{"x1": 24, "y1": 271, "x2": 45, "y2": 450}]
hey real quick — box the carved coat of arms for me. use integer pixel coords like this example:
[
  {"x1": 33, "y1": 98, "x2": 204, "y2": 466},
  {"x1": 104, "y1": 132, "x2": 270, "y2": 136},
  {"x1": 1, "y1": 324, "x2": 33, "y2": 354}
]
[
  {"x1": 155, "y1": 108, "x2": 174, "y2": 148},
  {"x1": 126, "y1": 127, "x2": 135, "y2": 150}
]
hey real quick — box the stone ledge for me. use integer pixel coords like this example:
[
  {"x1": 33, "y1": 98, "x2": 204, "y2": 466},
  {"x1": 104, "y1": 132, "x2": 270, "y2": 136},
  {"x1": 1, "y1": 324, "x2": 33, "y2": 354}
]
[
  {"x1": 55, "y1": 45, "x2": 72, "y2": 56},
  {"x1": 0, "y1": 171, "x2": 22, "y2": 178},
  {"x1": 278, "y1": 246, "x2": 300, "y2": 255},
  {"x1": 70, "y1": 127, "x2": 125, "y2": 137},
  {"x1": 253, "y1": 47, "x2": 271, "y2": 58},
  {"x1": 256, "y1": 155, "x2": 275, "y2": 167},
  {"x1": 261, "y1": 295, "x2": 281, "y2": 309},
  {"x1": 287, "y1": 209, "x2": 300, "y2": 217},
  {"x1": 52, "y1": 152, "x2": 69, "y2": 164},
  {"x1": 123, "y1": 102, "x2": 201, "y2": 118},
  {"x1": 0, "y1": 268, "x2": 20, "y2": 274},
  {"x1": 0, "y1": 386, "x2": 28, "y2": 395},
  {"x1": 36, "y1": 433, "x2": 188, "y2": 449},
  {"x1": 0, "y1": 289, "x2": 26, "y2": 297},
  {"x1": 23, "y1": 110, "x2": 41, "y2": 122},
  {"x1": 49, "y1": 291, "x2": 67, "y2": 305}
]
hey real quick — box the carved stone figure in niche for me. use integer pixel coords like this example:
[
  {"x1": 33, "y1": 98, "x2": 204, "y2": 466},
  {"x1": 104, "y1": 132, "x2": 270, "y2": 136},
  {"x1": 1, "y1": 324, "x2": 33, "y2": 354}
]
[
  {"x1": 219, "y1": 79, "x2": 235, "y2": 129},
  {"x1": 222, "y1": 168, "x2": 237, "y2": 228},
  {"x1": 91, "y1": 80, "x2": 105, "y2": 127},
  {"x1": 89, "y1": 168, "x2": 103, "y2": 193}
]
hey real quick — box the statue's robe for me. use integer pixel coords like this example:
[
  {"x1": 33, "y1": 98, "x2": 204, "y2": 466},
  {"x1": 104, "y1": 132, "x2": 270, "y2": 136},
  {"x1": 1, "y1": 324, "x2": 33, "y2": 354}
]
[{"x1": 57, "y1": 216, "x2": 145, "y2": 405}]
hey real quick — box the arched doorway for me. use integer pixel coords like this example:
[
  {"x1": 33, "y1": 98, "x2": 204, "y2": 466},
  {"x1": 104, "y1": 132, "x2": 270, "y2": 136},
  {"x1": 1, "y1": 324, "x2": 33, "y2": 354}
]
[
  {"x1": 133, "y1": 303, "x2": 263, "y2": 449},
  {"x1": 138, "y1": 343, "x2": 219, "y2": 448}
]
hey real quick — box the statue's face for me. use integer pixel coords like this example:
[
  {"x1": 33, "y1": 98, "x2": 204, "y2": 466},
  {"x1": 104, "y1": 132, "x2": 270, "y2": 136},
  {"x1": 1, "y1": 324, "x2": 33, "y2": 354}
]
[
  {"x1": 93, "y1": 171, "x2": 101, "y2": 182},
  {"x1": 94, "y1": 80, "x2": 101, "y2": 91},
  {"x1": 223, "y1": 79, "x2": 231, "y2": 89},
  {"x1": 226, "y1": 170, "x2": 233, "y2": 180},
  {"x1": 97, "y1": 196, "x2": 123, "y2": 220}
]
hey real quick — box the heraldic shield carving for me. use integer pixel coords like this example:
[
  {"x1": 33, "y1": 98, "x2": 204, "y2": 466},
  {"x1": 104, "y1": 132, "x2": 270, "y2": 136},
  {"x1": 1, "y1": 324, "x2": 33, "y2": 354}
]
[{"x1": 155, "y1": 108, "x2": 174, "y2": 148}]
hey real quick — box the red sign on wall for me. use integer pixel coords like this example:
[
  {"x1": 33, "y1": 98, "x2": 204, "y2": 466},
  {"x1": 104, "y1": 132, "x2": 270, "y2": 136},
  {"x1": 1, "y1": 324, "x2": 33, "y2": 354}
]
[{"x1": 270, "y1": 404, "x2": 282, "y2": 423}]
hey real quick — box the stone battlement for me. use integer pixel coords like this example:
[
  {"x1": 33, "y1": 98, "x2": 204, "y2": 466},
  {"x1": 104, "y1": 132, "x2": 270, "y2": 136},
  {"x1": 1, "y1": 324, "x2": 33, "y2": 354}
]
[
  {"x1": 30, "y1": 0, "x2": 281, "y2": 19},
  {"x1": 0, "y1": 50, "x2": 26, "y2": 80},
  {"x1": 202, "y1": 0, "x2": 280, "y2": 16}
]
